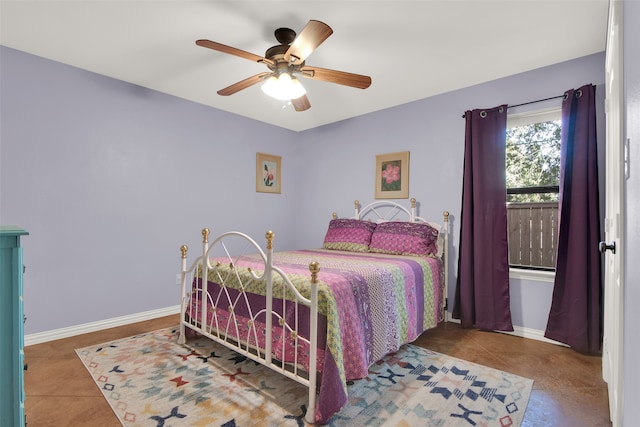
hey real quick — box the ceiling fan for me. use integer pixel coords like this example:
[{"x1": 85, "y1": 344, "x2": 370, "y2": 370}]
[{"x1": 196, "y1": 20, "x2": 372, "y2": 111}]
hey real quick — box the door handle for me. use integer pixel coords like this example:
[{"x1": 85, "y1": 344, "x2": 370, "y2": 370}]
[{"x1": 599, "y1": 241, "x2": 616, "y2": 254}]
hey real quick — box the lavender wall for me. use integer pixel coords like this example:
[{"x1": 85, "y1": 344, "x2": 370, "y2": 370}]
[
  {"x1": 1, "y1": 46, "x2": 607, "y2": 338},
  {"x1": 295, "y1": 53, "x2": 606, "y2": 332},
  {"x1": 0, "y1": 47, "x2": 299, "y2": 334},
  {"x1": 624, "y1": 0, "x2": 640, "y2": 423}
]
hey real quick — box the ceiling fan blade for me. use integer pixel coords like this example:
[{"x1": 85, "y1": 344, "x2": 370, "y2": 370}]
[
  {"x1": 217, "y1": 73, "x2": 271, "y2": 96},
  {"x1": 196, "y1": 39, "x2": 274, "y2": 67},
  {"x1": 284, "y1": 20, "x2": 333, "y2": 65},
  {"x1": 291, "y1": 95, "x2": 311, "y2": 112},
  {"x1": 299, "y1": 66, "x2": 372, "y2": 89}
]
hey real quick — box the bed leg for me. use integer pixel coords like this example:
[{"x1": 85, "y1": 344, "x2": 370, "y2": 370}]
[
  {"x1": 178, "y1": 324, "x2": 186, "y2": 345},
  {"x1": 178, "y1": 244, "x2": 189, "y2": 345},
  {"x1": 305, "y1": 261, "x2": 320, "y2": 424},
  {"x1": 305, "y1": 408, "x2": 315, "y2": 424}
]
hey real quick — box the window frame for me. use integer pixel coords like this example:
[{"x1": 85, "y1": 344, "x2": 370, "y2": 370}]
[
  {"x1": 506, "y1": 107, "x2": 562, "y2": 274},
  {"x1": 509, "y1": 267, "x2": 555, "y2": 282}
]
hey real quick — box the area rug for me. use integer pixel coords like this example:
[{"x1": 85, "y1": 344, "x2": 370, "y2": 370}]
[{"x1": 76, "y1": 327, "x2": 533, "y2": 426}]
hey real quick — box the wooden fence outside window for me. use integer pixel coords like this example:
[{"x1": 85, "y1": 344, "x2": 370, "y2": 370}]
[{"x1": 507, "y1": 202, "x2": 559, "y2": 269}]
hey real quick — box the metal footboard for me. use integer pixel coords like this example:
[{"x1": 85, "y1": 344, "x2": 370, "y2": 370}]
[{"x1": 177, "y1": 228, "x2": 319, "y2": 423}]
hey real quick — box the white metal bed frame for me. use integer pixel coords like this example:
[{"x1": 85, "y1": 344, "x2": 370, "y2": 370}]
[{"x1": 177, "y1": 198, "x2": 448, "y2": 423}]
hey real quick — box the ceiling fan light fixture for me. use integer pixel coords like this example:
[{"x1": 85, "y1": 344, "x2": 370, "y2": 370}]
[
  {"x1": 261, "y1": 73, "x2": 306, "y2": 101},
  {"x1": 197, "y1": 20, "x2": 370, "y2": 112}
]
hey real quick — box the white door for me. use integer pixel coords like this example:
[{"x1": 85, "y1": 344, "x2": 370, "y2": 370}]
[{"x1": 602, "y1": 1, "x2": 624, "y2": 425}]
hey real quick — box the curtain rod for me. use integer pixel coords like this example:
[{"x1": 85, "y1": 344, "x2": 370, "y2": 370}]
[{"x1": 461, "y1": 94, "x2": 564, "y2": 118}]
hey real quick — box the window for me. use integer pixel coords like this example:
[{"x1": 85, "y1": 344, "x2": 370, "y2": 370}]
[{"x1": 506, "y1": 108, "x2": 561, "y2": 271}]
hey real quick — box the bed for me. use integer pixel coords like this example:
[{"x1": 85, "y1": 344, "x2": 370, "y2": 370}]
[{"x1": 177, "y1": 198, "x2": 449, "y2": 424}]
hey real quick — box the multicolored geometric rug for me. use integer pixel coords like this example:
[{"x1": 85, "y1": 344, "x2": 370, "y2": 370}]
[{"x1": 75, "y1": 327, "x2": 533, "y2": 426}]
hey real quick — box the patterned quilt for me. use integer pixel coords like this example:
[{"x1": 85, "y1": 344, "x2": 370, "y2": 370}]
[{"x1": 192, "y1": 248, "x2": 443, "y2": 423}]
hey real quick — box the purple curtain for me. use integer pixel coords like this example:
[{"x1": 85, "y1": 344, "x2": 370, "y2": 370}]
[
  {"x1": 453, "y1": 105, "x2": 514, "y2": 331},
  {"x1": 545, "y1": 84, "x2": 603, "y2": 354}
]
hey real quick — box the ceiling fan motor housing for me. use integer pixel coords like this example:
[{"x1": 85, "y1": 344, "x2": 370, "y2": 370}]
[
  {"x1": 265, "y1": 44, "x2": 289, "y2": 61},
  {"x1": 265, "y1": 44, "x2": 304, "y2": 74}
]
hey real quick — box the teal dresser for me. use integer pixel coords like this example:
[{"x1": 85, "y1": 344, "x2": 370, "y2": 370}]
[{"x1": 1, "y1": 227, "x2": 28, "y2": 427}]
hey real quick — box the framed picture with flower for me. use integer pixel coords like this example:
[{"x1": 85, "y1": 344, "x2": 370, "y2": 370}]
[
  {"x1": 375, "y1": 151, "x2": 410, "y2": 199},
  {"x1": 256, "y1": 152, "x2": 281, "y2": 194}
]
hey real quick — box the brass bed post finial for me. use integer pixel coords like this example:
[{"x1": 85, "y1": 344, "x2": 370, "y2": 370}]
[
  {"x1": 309, "y1": 261, "x2": 320, "y2": 283},
  {"x1": 354, "y1": 200, "x2": 360, "y2": 209},
  {"x1": 411, "y1": 198, "x2": 416, "y2": 208},
  {"x1": 443, "y1": 211, "x2": 450, "y2": 223},
  {"x1": 180, "y1": 245, "x2": 188, "y2": 259},
  {"x1": 332, "y1": 212, "x2": 337, "y2": 219},
  {"x1": 266, "y1": 230, "x2": 274, "y2": 250},
  {"x1": 202, "y1": 228, "x2": 210, "y2": 243}
]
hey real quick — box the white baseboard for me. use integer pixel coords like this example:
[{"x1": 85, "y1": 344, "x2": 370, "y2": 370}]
[
  {"x1": 503, "y1": 325, "x2": 569, "y2": 346},
  {"x1": 24, "y1": 305, "x2": 181, "y2": 346},
  {"x1": 446, "y1": 316, "x2": 568, "y2": 347}
]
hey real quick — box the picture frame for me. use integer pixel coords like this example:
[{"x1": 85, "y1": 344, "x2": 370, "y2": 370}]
[
  {"x1": 256, "y1": 152, "x2": 281, "y2": 194},
  {"x1": 375, "y1": 151, "x2": 410, "y2": 199}
]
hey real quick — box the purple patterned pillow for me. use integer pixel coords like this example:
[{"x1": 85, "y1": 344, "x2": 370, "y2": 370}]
[
  {"x1": 323, "y1": 219, "x2": 377, "y2": 252},
  {"x1": 369, "y1": 221, "x2": 439, "y2": 256}
]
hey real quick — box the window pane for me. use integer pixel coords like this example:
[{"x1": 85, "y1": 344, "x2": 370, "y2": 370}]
[
  {"x1": 506, "y1": 118, "x2": 561, "y2": 270},
  {"x1": 507, "y1": 202, "x2": 558, "y2": 269},
  {"x1": 506, "y1": 120, "x2": 561, "y2": 202}
]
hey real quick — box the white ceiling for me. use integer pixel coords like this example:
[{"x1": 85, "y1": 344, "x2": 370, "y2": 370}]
[{"x1": 1, "y1": 1, "x2": 609, "y2": 132}]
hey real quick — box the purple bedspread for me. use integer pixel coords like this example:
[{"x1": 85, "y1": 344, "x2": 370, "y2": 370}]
[{"x1": 192, "y1": 249, "x2": 443, "y2": 423}]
